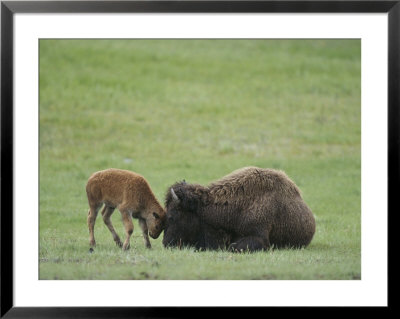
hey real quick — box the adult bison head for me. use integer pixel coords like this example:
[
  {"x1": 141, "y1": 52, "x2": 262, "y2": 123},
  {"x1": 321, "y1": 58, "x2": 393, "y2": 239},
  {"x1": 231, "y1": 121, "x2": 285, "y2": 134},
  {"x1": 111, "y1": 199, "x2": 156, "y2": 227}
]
[
  {"x1": 162, "y1": 183, "x2": 202, "y2": 249},
  {"x1": 162, "y1": 182, "x2": 231, "y2": 250}
]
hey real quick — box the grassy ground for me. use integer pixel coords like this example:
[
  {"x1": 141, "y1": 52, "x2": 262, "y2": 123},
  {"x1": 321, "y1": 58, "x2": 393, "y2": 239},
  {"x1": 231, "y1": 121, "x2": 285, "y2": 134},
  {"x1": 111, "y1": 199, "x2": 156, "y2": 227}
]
[{"x1": 39, "y1": 39, "x2": 361, "y2": 280}]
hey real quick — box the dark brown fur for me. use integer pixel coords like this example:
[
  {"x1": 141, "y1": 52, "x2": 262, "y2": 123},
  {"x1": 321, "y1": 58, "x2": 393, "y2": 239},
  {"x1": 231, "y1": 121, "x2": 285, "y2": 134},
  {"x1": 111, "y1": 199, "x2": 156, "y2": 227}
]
[
  {"x1": 86, "y1": 168, "x2": 165, "y2": 250},
  {"x1": 163, "y1": 167, "x2": 315, "y2": 252}
]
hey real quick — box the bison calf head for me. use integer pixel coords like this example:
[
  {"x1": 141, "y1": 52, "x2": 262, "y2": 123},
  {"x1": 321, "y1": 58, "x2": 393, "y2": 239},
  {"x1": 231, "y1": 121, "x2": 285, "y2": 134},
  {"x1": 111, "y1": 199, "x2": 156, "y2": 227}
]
[
  {"x1": 146, "y1": 211, "x2": 165, "y2": 239},
  {"x1": 162, "y1": 183, "x2": 202, "y2": 249}
]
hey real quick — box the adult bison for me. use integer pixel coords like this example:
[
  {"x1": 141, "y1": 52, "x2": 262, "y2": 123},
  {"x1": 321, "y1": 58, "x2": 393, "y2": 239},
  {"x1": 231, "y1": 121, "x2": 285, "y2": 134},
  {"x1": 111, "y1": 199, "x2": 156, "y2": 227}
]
[{"x1": 162, "y1": 167, "x2": 315, "y2": 252}]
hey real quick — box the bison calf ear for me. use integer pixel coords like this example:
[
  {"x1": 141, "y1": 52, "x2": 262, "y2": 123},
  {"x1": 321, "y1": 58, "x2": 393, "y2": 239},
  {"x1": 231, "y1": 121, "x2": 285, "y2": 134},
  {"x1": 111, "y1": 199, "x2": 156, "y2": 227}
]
[{"x1": 153, "y1": 212, "x2": 160, "y2": 219}]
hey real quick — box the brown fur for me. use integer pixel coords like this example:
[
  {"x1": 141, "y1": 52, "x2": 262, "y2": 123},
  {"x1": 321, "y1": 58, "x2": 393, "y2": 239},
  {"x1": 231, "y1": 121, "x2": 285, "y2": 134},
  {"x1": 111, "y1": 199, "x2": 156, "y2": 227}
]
[
  {"x1": 163, "y1": 167, "x2": 315, "y2": 252},
  {"x1": 86, "y1": 168, "x2": 165, "y2": 250}
]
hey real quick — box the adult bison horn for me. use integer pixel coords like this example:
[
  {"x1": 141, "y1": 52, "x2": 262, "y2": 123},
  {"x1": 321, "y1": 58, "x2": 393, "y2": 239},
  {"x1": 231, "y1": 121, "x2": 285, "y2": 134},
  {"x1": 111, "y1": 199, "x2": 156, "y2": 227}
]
[{"x1": 171, "y1": 188, "x2": 179, "y2": 202}]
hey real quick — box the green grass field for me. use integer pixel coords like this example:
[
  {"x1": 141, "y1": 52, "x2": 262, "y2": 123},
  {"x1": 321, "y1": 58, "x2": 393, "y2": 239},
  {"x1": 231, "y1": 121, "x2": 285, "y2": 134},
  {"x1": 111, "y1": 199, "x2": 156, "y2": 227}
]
[{"x1": 39, "y1": 39, "x2": 361, "y2": 280}]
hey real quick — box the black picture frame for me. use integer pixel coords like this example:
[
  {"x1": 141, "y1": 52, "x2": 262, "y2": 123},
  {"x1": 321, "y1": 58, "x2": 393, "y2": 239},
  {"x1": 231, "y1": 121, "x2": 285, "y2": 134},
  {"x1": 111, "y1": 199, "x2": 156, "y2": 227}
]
[{"x1": 1, "y1": 0, "x2": 396, "y2": 317}]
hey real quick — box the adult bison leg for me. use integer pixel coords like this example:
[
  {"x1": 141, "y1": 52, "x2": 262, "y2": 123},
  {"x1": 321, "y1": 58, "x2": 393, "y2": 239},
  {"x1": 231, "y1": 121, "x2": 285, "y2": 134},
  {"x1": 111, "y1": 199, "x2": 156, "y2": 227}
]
[{"x1": 228, "y1": 235, "x2": 270, "y2": 253}]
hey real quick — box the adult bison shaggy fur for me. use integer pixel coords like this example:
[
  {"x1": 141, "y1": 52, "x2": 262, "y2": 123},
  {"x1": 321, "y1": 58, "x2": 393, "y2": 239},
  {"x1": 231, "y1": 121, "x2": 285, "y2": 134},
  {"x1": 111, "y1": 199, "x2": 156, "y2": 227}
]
[{"x1": 162, "y1": 167, "x2": 316, "y2": 252}]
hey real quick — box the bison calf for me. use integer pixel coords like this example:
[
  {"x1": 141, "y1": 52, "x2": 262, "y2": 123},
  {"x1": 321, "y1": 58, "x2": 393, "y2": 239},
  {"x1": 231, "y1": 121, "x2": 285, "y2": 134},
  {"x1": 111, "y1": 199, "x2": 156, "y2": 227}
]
[
  {"x1": 86, "y1": 168, "x2": 166, "y2": 250},
  {"x1": 163, "y1": 167, "x2": 316, "y2": 252}
]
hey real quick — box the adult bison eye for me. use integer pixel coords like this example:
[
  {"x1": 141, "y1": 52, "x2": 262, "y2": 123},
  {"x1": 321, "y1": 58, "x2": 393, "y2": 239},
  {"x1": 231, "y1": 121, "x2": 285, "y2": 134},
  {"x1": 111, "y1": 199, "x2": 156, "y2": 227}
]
[{"x1": 168, "y1": 216, "x2": 174, "y2": 222}]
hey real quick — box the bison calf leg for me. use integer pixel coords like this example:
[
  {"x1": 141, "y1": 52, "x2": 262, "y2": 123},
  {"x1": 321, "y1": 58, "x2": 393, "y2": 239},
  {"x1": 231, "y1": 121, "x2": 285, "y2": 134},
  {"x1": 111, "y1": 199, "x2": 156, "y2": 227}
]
[
  {"x1": 101, "y1": 205, "x2": 122, "y2": 247},
  {"x1": 87, "y1": 205, "x2": 101, "y2": 247},
  {"x1": 120, "y1": 209, "x2": 134, "y2": 251},
  {"x1": 139, "y1": 218, "x2": 152, "y2": 249},
  {"x1": 228, "y1": 236, "x2": 269, "y2": 253}
]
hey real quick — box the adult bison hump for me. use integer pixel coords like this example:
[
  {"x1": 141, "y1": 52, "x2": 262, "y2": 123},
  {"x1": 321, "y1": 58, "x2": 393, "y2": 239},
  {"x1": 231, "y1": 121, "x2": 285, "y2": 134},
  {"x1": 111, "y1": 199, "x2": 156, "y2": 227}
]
[{"x1": 163, "y1": 166, "x2": 316, "y2": 252}]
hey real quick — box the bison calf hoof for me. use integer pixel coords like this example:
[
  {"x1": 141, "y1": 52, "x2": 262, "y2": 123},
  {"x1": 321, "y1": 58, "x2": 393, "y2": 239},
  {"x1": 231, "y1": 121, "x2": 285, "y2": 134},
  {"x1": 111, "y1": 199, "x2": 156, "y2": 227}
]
[
  {"x1": 116, "y1": 241, "x2": 123, "y2": 248},
  {"x1": 122, "y1": 243, "x2": 130, "y2": 251}
]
